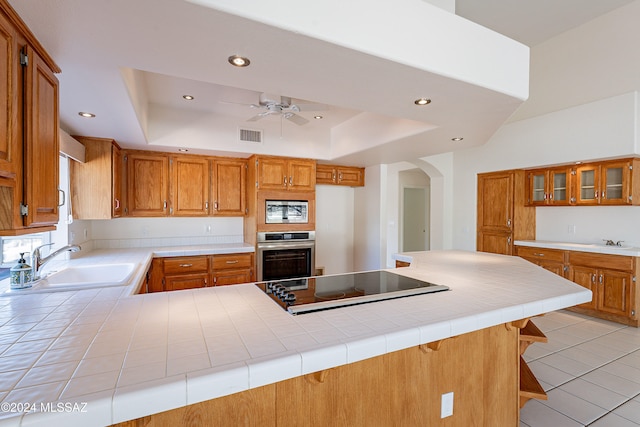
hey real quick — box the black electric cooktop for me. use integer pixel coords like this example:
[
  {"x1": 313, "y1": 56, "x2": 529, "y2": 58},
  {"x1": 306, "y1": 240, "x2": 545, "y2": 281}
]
[{"x1": 256, "y1": 270, "x2": 449, "y2": 315}]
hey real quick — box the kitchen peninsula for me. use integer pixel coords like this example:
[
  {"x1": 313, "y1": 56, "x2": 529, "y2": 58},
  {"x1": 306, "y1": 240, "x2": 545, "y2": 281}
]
[{"x1": 0, "y1": 249, "x2": 590, "y2": 426}]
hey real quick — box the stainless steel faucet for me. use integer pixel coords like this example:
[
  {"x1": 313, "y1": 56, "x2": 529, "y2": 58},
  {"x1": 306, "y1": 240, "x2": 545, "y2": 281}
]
[{"x1": 32, "y1": 243, "x2": 81, "y2": 280}]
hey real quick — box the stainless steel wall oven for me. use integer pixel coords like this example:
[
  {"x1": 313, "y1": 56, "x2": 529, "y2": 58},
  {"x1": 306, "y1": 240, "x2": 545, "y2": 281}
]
[{"x1": 257, "y1": 231, "x2": 315, "y2": 283}]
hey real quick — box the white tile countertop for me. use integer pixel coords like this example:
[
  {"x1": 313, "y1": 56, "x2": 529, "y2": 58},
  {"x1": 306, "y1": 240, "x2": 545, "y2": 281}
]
[
  {"x1": 514, "y1": 240, "x2": 640, "y2": 257},
  {"x1": 0, "y1": 249, "x2": 590, "y2": 427}
]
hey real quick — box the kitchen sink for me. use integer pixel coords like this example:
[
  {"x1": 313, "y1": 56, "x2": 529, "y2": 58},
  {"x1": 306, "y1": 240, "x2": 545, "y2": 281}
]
[{"x1": 10, "y1": 263, "x2": 138, "y2": 293}]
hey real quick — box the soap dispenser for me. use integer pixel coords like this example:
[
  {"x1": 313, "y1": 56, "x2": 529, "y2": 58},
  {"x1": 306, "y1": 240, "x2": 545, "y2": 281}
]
[{"x1": 10, "y1": 252, "x2": 33, "y2": 290}]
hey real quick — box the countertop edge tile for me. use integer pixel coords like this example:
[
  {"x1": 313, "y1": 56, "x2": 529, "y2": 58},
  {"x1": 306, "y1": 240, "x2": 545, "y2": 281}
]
[
  {"x1": 112, "y1": 375, "x2": 187, "y2": 424},
  {"x1": 186, "y1": 362, "x2": 249, "y2": 406},
  {"x1": 247, "y1": 352, "x2": 302, "y2": 389},
  {"x1": 300, "y1": 344, "x2": 348, "y2": 375}
]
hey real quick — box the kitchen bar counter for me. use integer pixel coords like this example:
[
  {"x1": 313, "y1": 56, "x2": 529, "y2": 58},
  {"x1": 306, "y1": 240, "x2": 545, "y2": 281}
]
[
  {"x1": 515, "y1": 240, "x2": 640, "y2": 257},
  {"x1": 0, "y1": 250, "x2": 590, "y2": 426}
]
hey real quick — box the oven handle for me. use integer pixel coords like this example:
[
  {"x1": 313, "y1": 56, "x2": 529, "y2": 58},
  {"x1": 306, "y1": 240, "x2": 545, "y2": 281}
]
[{"x1": 257, "y1": 241, "x2": 315, "y2": 251}]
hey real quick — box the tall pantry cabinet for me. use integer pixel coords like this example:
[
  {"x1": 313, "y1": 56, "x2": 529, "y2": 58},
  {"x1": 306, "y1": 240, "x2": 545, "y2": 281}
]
[
  {"x1": 0, "y1": 0, "x2": 61, "y2": 235},
  {"x1": 477, "y1": 170, "x2": 535, "y2": 255}
]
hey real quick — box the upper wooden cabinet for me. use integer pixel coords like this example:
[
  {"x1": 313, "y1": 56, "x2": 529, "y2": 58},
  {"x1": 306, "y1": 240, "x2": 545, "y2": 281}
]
[
  {"x1": 316, "y1": 164, "x2": 365, "y2": 187},
  {"x1": 212, "y1": 158, "x2": 247, "y2": 216},
  {"x1": 70, "y1": 136, "x2": 122, "y2": 219},
  {"x1": 575, "y1": 159, "x2": 638, "y2": 205},
  {"x1": 526, "y1": 166, "x2": 572, "y2": 206},
  {"x1": 525, "y1": 158, "x2": 640, "y2": 207},
  {"x1": 477, "y1": 170, "x2": 535, "y2": 255},
  {"x1": 125, "y1": 152, "x2": 169, "y2": 217},
  {"x1": 124, "y1": 150, "x2": 247, "y2": 218},
  {"x1": 0, "y1": 1, "x2": 61, "y2": 235},
  {"x1": 171, "y1": 155, "x2": 209, "y2": 217},
  {"x1": 254, "y1": 156, "x2": 315, "y2": 191}
]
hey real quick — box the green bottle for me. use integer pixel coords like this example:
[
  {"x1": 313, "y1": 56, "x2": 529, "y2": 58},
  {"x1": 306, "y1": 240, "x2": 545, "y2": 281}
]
[{"x1": 10, "y1": 252, "x2": 33, "y2": 290}]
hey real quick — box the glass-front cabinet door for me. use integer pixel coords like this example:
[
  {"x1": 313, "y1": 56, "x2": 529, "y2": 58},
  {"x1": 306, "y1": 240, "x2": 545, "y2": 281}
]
[
  {"x1": 526, "y1": 167, "x2": 571, "y2": 205},
  {"x1": 574, "y1": 161, "x2": 632, "y2": 205},
  {"x1": 574, "y1": 164, "x2": 600, "y2": 205},
  {"x1": 548, "y1": 167, "x2": 571, "y2": 205},
  {"x1": 527, "y1": 170, "x2": 547, "y2": 205},
  {"x1": 601, "y1": 160, "x2": 631, "y2": 204}
]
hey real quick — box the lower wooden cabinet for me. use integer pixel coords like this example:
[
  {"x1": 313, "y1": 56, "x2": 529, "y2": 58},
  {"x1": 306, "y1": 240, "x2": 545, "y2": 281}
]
[
  {"x1": 568, "y1": 251, "x2": 635, "y2": 319},
  {"x1": 516, "y1": 246, "x2": 567, "y2": 277},
  {"x1": 516, "y1": 246, "x2": 638, "y2": 326},
  {"x1": 148, "y1": 253, "x2": 254, "y2": 292}
]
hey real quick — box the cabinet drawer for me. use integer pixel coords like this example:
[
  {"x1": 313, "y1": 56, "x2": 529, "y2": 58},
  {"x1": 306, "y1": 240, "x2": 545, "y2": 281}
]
[
  {"x1": 163, "y1": 256, "x2": 209, "y2": 274},
  {"x1": 516, "y1": 246, "x2": 565, "y2": 263},
  {"x1": 212, "y1": 253, "x2": 253, "y2": 270},
  {"x1": 568, "y1": 251, "x2": 634, "y2": 271}
]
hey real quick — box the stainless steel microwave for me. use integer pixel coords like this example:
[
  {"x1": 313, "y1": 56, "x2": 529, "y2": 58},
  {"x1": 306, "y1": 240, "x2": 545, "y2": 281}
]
[{"x1": 265, "y1": 200, "x2": 308, "y2": 224}]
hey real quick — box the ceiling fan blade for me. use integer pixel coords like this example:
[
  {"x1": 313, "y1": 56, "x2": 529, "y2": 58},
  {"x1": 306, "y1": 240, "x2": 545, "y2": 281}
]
[
  {"x1": 246, "y1": 114, "x2": 264, "y2": 122},
  {"x1": 285, "y1": 113, "x2": 309, "y2": 126}
]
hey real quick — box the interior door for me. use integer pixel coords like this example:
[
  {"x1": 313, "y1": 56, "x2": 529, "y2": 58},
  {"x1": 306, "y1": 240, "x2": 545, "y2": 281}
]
[{"x1": 403, "y1": 187, "x2": 428, "y2": 252}]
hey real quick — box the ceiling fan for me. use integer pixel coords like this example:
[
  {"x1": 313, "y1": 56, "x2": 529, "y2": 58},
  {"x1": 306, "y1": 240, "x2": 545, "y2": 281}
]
[{"x1": 245, "y1": 93, "x2": 323, "y2": 126}]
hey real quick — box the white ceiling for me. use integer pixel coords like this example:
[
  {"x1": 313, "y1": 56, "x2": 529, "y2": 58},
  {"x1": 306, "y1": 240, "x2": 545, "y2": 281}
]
[{"x1": 8, "y1": 0, "x2": 635, "y2": 166}]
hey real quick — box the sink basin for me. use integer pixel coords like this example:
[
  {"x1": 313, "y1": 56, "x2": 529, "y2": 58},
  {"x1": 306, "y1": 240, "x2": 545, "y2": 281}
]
[{"x1": 30, "y1": 263, "x2": 137, "y2": 291}]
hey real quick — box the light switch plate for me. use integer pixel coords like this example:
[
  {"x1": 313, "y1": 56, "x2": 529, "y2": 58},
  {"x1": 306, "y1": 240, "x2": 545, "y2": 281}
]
[{"x1": 441, "y1": 391, "x2": 454, "y2": 418}]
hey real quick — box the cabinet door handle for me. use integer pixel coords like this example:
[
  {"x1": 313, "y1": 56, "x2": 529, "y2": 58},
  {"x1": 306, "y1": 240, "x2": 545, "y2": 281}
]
[
  {"x1": 204, "y1": 278, "x2": 208, "y2": 287},
  {"x1": 507, "y1": 219, "x2": 512, "y2": 227},
  {"x1": 332, "y1": 173, "x2": 336, "y2": 182},
  {"x1": 599, "y1": 274, "x2": 603, "y2": 284},
  {"x1": 226, "y1": 260, "x2": 239, "y2": 264},
  {"x1": 214, "y1": 201, "x2": 218, "y2": 210},
  {"x1": 205, "y1": 201, "x2": 209, "y2": 210},
  {"x1": 179, "y1": 263, "x2": 193, "y2": 268},
  {"x1": 533, "y1": 253, "x2": 545, "y2": 257},
  {"x1": 58, "y1": 189, "x2": 66, "y2": 207},
  {"x1": 591, "y1": 274, "x2": 596, "y2": 283},
  {"x1": 289, "y1": 176, "x2": 293, "y2": 185},
  {"x1": 163, "y1": 200, "x2": 167, "y2": 210},
  {"x1": 114, "y1": 198, "x2": 120, "y2": 209},
  {"x1": 283, "y1": 176, "x2": 287, "y2": 186}
]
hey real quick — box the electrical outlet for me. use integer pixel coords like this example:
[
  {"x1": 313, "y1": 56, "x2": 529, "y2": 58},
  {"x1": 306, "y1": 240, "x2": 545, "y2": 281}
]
[
  {"x1": 567, "y1": 224, "x2": 576, "y2": 234},
  {"x1": 441, "y1": 392, "x2": 454, "y2": 418},
  {"x1": 205, "y1": 225, "x2": 212, "y2": 234}
]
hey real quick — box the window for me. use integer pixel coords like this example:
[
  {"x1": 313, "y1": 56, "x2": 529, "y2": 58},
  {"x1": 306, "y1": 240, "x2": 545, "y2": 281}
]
[{"x1": 0, "y1": 233, "x2": 51, "y2": 267}]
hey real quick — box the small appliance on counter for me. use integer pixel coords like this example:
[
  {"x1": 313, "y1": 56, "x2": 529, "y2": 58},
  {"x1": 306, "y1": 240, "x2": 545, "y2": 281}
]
[{"x1": 10, "y1": 253, "x2": 33, "y2": 290}]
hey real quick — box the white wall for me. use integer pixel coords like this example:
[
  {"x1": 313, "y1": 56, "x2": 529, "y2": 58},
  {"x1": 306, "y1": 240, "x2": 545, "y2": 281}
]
[
  {"x1": 354, "y1": 165, "x2": 386, "y2": 271},
  {"x1": 315, "y1": 185, "x2": 355, "y2": 275}
]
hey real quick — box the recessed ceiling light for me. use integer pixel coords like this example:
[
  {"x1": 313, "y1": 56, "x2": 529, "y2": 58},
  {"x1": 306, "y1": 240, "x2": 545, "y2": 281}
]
[
  {"x1": 228, "y1": 55, "x2": 250, "y2": 67},
  {"x1": 183, "y1": 95, "x2": 194, "y2": 100},
  {"x1": 78, "y1": 112, "x2": 95, "y2": 118},
  {"x1": 313, "y1": 115, "x2": 323, "y2": 120},
  {"x1": 451, "y1": 137, "x2": 464, "y2": 142},
  {"x1": 414, "y1": 98, "x2": 431, "y2": 106},
  {"x1": 178, "y1": 148, "x2": 189, "y2": 152}
]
